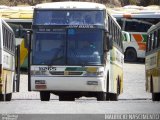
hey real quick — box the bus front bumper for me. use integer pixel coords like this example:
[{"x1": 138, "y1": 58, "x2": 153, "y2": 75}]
[{"x1": 31, "y1": 76, "x2": 106, "y2": 92}]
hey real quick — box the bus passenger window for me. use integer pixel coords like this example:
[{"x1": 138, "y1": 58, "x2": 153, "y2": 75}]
[
  {"x1": 158, "y1": 30, "x2": 160, "y2": 47},
  {"x1": 151, "y1": 33, "x2": 154, "y2": 50},
  {"x1": 148, "y1": 34, "x2": 151, "y2": 51},
  {"x1": 154, "y1": 31, "x2": 158, "y2": 48}
]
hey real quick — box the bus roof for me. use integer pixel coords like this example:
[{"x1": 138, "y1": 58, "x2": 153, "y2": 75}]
[
  {"x1": 147, "y1": 22, "x2": 160, "y2": 33},
  {"x1": 110, "y1": 4, "x2": 160, "y2": 17},
  {"x1": 0, "y1": 18, "x2": 13, "y2": 32},
  {"x1": 112, "y1": 12, "x2": 160, "y2": 19},
  {"x1": 35, "y1": 2, "x2": 106, "y2": 10}
]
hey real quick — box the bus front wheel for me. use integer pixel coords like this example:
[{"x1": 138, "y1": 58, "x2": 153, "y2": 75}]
[
  {"x1": 109, "y1": 93, "x2": 118, "y2": 101},
  {"x1": 97, "y1": 92, "x2": 106, "y2": 101},
  {"x1": 152, "y1": 93, "x2": 160, "y2": 101},
  {"x1": 6, "y1": 93, "x2": 12, "y2": 101},
  {"x1": 0, "y1": 93, "x2": 12, "y2": 101},
  {"x1": 40, "y1": 91, "x2": 50, "y2": 101}
]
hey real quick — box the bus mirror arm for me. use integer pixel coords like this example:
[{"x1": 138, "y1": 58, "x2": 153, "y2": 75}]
[
  {"x1": 104, "y1": 36, "x2": 113, "y2": 52},
  {"x1": 14, "y1": 45, "x2": 20, "y2": 92},
  {"x1": 104, "y1": 31, "x2": 113, "y2": 52},
  {"x1": 24, "y1": 30, "x2": 32, "y2": 49},
  {"x1": 108, "y1": 35, "x2": 113, "y2": 50}
]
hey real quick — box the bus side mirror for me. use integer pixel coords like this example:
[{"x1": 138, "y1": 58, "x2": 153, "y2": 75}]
[
  {"x1": 104, "y1": 31, "x2": 112, "y2": 52},
  {"x1": 108, "y1": 35, "x2": 113, "y2": 50},
  {"x1": 24, "y1": 30, "x2": 32, "y2": 49},
  {"x1": 15, "y1": 28, "x2": 21, "y2": 38},
  {"x1": 122, "y1": 31, "x2": 130, "y2": 42}
]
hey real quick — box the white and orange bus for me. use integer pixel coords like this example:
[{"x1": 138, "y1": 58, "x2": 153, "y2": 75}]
[{"x1": 113, "y1": 12, "x2": 160, "y2": 62}]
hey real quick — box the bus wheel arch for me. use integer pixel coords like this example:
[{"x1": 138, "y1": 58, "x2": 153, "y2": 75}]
[
  {"x1": 109, "y1": 76, "x2": 120, "y2": 101},
  {"x1": 150, "y1": 76, "x2": 160, "y2": 101},
  {"x1": 117, "y1": 76, "x2": 121, "y2": 95},
  {"x1": 106, "y1": 71, "x2": 110, "y2": 101},
  {"x1": 125, "y1": 47, "x2": 137, "y2": 62},
  {"x1": 150, "y1": 75, "x2": 153, "y2": 93}
]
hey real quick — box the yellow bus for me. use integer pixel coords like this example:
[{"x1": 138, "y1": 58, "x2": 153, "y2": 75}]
[
  {"x1": 0, "y1": 6, "x2": 33, "y2": 69},
  {"x1": 25, "y1": 2, "x2": 124, "y2": 101},
  {"x1": 0, "y1": 18, "x2": 20, "y2": 101},
  {"x1": 146, "y1": 22, "x2": 160, "y2": 101}
]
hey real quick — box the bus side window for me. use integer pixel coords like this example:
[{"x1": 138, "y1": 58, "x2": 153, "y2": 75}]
[
  {"x1": 158, "y1": 29, "x2": 160, "y2": 47},
  {"x1": 146, "y1": 35, "x2": 149, "y2": 52},
  {"x1": 8, "y1": 23, "x2": 23, "y2": 38},
  {"x1": 154, "y1": 31, "x2": 158, "y2": 49},
  {"x1": 151, "y1": 33, "x2": 154, "y2": 50},
  {"x1": 148, "y1": 34, "x2": 151, "y2": 51},
  {"x1": 113, "y1": 22, "x2": 115, "y2": 42},
  {"x1": 117, "y1": 19, "x2": 123, "y2": 28}
]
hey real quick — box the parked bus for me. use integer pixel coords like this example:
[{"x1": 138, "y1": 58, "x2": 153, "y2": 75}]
[
  {"x1": 25, "y1": 2, "x2": 124, "y2": 101},
  {"x1": 0, "y1": 7, "x2": 33, "y2": 69},
  {"x1": 0, "y1": 19, "x2": 20, "y2": 101},
  {"x1": 113, "y1": 12, "x2": 160, "y2": 62},
  {"x1": 146, "y1": 22, "x2": 160, "y2": 101}
]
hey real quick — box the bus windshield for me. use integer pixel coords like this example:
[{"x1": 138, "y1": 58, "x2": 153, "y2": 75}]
[
  {"x1": 124, "y1": 20, "x2": 152, "y2": 32},
  {"x1": 34, "y1": 10, "x2": 104, "y2": 25},
  {"x1": 67, "y1": 29, "x2": 103, "y2": 65},
  {"x1": 32, "y1": 30, "x2": 66, "y2": 65},
  {"x1": 32, "y1": 29, "x2": 103, "y2": 65}
]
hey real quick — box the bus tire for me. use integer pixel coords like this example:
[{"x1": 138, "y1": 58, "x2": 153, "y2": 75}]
[
  {"x1": 106, "y1": 93, "x2": 110, "y2": 101},
  {"x1": 59, "y1": 96, "x2": 75, "y2": 101},
  {"x1": 125, "y1": 48, "x2": 137, "y2": 62},
  {"x1": 109, "y1": 93, "x2": 118, "y2": 101},
  {"x1": 152, "y1": 93, "x2": 160, "y2": 101},
  {"x1": 40, "y1": 91, "x2": 50, "y2": 101},
  {"x1": 150, "y1": 76, "x2": 153, "y2": 93},
  {"x1": 97, "y1": 92, "x2": 106, "y2": 101},
  {"x1": 6, "y1": 93, "x2": 12, "y2": 101},
  {"x1": 0, "y1": 93, "x2": 12, "y2": 101}
]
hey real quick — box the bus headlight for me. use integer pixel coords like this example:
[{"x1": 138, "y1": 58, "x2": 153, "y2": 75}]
[
  {"x1": 84, "y1": 71, "x2": 104, "y2": 77},
  {"x1": 31, "y1": 70, "x2": 49, "y2": 75},
  {"x1": 96, "y1": 71, "x2": 104, "y2": 76}
]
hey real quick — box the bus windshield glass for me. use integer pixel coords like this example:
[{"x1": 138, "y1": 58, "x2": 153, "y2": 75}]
[
  {"x1": 32, "y1": 29, "x2": 103, "y2": 65},
  {"x1": 67, "y1": 29, "x2": 103, "y2": 65},
  {"x1": 124, "y1": 20, "x2": 152, "y2": 32},
  {"x1": 32, "y1": 29, "x2": 66, "y2": 65},
  {"x1": 34, "y1": 10, "x2": 104, "y2": 25}
]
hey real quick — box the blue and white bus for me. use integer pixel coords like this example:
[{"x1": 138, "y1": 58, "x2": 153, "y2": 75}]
[{"x1": 25, "y1": 2, "x2": 124, "y2": 101}]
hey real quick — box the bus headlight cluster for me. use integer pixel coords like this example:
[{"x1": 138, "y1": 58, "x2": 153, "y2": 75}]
[
  {"x1": 84, "y1": 71, "x2": 104, "y2": 77},
  {"x1": 31, "y1": 70, "x2": 48, "y2": 75}
]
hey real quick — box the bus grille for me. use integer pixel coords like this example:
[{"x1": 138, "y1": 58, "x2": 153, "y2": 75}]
[{"x1": 49, "y1": 71, "x2": 83, "y2": 75}]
